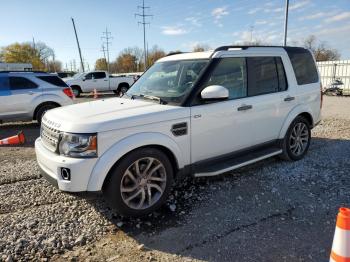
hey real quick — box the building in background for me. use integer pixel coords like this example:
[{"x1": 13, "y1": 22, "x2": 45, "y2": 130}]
[{"x1": 0, "y1": 62, "x2": 33, "y2": 71}]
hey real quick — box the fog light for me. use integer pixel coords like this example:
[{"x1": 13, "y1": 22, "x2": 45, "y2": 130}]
[{"x1": 61, "y1": 168, "x2": 71, "y2": 181}]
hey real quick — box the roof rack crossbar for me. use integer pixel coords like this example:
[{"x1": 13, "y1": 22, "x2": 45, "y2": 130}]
[{"x1": 213, "y1": 45, "x2": 292, "y2": 53}]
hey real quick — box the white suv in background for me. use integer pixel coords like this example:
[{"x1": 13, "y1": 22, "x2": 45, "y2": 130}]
[
  {"x1": 0, "y1": 71, "x2": 74, "y2": 123},
  {"x1": 35, "y1": 46, "x2": 322, "y2": 216}
]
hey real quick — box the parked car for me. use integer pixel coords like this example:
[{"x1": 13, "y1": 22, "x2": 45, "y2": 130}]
[
  {"x1": 0, "y1": 71, "x2": 74, "y2": 123},
  {"x1": 35, "y1": 46, "x2": 322, "y2": 216},
  {"x1": 64, "y1": 71, "x2": 135, "y2": 97}
]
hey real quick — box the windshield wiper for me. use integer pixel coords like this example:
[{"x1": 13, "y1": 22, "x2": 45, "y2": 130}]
[{"x1": 130, "y1": 94, "x2": 167, "y2": 105}]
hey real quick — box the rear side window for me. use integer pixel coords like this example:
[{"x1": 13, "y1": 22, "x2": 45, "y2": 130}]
[
  {"x1": 94, "y1": 72, "x2": 106, "y2": 79},
  {"x1": 285, "y1": 47, "x2": 318, "y2": 85},
  {"x1": 37, "y1": 76, "x2": 68, "y2": 87},
  {"x1": 0, "y1": 76, "x2": 9, "y2": 90},
  {"x1": 9, "y1": 77, "x2": 38, "y2": 90},
  {"x1": 247, "y1": 57, "x2": 279, "y2": 96}
]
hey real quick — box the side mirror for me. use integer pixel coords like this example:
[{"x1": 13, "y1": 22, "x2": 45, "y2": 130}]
[
  {"x1": 82, "y1": 76, "x2": 86, "y2": 81},
  {"x1": 201, "y1": 85, "x2": 229, "y2": 100}
]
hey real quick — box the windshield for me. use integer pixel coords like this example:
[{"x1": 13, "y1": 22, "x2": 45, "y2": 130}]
[{"x1": 126, "y1": 59, "x2": 209, "y2": 105}]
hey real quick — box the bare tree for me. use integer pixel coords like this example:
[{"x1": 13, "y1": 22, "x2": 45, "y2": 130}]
[
  {"x1": 192, "y1": 44, "x2": 210, "y2": 52},
  {"x1": 303, "y1": 35, "x2": 340, "y2": 61}
]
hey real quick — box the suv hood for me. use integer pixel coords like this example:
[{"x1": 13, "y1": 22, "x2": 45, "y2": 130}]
[{"x1": 42, "y1": 98, "x2": 189, "y2": 133}]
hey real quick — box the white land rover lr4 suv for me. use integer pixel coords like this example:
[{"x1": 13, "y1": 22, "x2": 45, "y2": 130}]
[{"x1": 35, "y1": 46, "x2": 322, "y2": 216}]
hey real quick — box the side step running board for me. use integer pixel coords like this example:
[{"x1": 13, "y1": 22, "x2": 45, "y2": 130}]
[{"x1": 194, "y1": 150, "x2": 282, "y2": 177}]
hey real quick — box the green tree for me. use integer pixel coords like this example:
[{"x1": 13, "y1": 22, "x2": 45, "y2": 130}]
[
  {"x1": 1, "y1": 41, "x2": 58, "y2": 71},
  {"x1": 95, "y1": 58, "x2": 108, "y2": 71},
  {"x1": 147, "y1": 45, "x2": 166, "y2": 67}
]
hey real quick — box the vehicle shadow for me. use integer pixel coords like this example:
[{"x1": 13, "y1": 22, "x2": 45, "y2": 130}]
[{"x1": 85, "y1": 136, "x2": 350, "y2": 261}]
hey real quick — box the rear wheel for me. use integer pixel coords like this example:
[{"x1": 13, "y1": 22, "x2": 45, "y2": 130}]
[
  {"x1": 36, "y1": 104, "x2": 58, "y2": 124},
  {"x1": 280, "y1": 116, "x2": 311, "y2": 161},
  {"x1": 103, "y1": 148, "x2": 173, "y2": 217}
]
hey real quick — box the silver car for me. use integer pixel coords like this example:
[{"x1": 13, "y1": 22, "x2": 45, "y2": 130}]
[{"x1": 0, "y1": 71, "x2": 74, "y2": 123}]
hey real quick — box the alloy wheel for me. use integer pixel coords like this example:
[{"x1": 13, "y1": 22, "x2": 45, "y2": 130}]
[
  {"x1": 289, "y1": 122, "x2": 309, "y2": 156},
  {"x1": 120, "y1": 157, "x2": 167, "y2": 210}
]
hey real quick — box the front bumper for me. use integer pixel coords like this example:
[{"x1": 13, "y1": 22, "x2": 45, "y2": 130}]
[{"x1": 35, "y1": 138, "x2": 97, "y2": 192}]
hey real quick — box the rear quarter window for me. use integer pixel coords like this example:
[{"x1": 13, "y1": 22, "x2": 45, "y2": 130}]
[
  {"x1": 285, "y1": 47, "x2": 319, "y2": 85},
  {"x1": 37, "y1": 76, "x2": 68, "y2": 87}
]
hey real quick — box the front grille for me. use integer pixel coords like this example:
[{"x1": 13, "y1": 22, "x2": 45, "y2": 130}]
[{"x1": 41, "y1": 122, "x2": 61, "y2": 152}]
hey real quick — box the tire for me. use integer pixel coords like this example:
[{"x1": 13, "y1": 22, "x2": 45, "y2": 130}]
[
  {"x1": 71, "y1": 87, "x2": 81, "y2": 97},
  {"x1": 103, "y1": 148, "x2": 174, "y2": 217},
  {"x1": 280, "y1": 116, "x2": 311, "y2": 161},
  {"x1": 36, "y1": 104, "x2": 58, "y2": 124},
  {"x1": 120, "y1": 85, "x2": 129, "y2": 95}
]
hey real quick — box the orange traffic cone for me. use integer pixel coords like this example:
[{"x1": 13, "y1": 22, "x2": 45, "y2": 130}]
[
  {"x1": 0, "y1": 131, "x2": 25, "y2": 145},
  {"x1": 93, "y1": 88, "x2": 98, "y2": 99},
  {"x1": 330, "y1": 207, "x2": 350, "y2": 262}
]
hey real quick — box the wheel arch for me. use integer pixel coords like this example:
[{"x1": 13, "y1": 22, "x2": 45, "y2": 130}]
[
  {"x1": 70, "y1": 85, "x2": 82, "y2": 92},
  {"x1": 87, "y1": 132, "x2": 184, "y2": 191},
  {"x1": 278, "y1": 105, "x2": 314, "y2": 139},
  {"x1": 33, "y1": 101, "x2": 61, "y2": 120}
]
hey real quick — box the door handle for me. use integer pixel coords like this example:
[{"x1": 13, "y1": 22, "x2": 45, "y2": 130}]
[
  {"x1": 28, "y1": 91, "x2": 34, "y2": 95},
  {"x1": 237, "y1": 104, "x2": 252, "y2": 111},
  {"x1": 284, "y1": 96, "x2": 295, "y2": 102},
  {"x1": 104, "y1": 79, "x2": 108, "y2": 81}
]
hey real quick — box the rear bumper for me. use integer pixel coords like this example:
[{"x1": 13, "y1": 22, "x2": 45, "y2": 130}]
[{"x1": 35, "y1": 138, "x2": 97, "y2": 192}]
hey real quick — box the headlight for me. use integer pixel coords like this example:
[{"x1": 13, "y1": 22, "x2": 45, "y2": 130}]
[{"x1": 58, "y1": 133, "x2": 97, "y2": 158}]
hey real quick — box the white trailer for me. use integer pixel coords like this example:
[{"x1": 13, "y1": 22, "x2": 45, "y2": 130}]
[{"x1": 0, "y1": 63, "x2": 33, "y2": 71}]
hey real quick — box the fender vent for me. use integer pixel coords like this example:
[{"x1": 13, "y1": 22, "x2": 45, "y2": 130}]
[{"x1": 171, "y1": 122, "x2": 188, "y2": 136}]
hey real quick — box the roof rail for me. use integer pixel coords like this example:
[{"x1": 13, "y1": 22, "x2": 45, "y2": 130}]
[
  {"x1": 0, "y1": 71, "x2": 47, "y2": 74},
  {"x1": 166, "y1": 51, "x2": 187, "y2": 57},
  {"x1": 213, "y1": 45, "x2": 290, "y2": 52}
]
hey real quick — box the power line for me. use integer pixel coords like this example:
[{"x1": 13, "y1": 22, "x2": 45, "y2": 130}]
[
  {"x1": 101, "y1": 28, "x2": 112, "y2": 73},
  {"x1": 135, "y1": 0, "x2": 153, "y2": 70}
]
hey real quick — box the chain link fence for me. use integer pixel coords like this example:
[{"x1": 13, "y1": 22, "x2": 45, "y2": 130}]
[{"x1": 317, "y1": 60, "x2": 350, "y2": 95}]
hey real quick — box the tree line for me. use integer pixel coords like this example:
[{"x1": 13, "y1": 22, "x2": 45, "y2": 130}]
[
  {"x1": 0, "y1": 35, "x2": 341, "y2": 73},
  {"x1": 0, "y1": 42, "x2": 62, "y2": 72}
]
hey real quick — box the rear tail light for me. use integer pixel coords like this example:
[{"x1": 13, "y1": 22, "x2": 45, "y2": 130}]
[
  {"x1": 320, "y1": 83, "x2": 323, "y2": 109},
  {"x1": 63, "y1": 87, "x2": 74, "y2": 99}
]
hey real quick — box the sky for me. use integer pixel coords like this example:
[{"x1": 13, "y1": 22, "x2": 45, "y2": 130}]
[{"x1": 1, "y1": 0, "x2": 349, "y2": 71}]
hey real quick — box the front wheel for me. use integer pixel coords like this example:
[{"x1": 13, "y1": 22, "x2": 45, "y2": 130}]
[
  {"x1": 280, "y1": 116, "x2": 311, "y2": 161},
  {"x1": 103, "y1": 148, "x2": 173, "y2": 217},
  {"x1": 36, "y1": 104, "x2": 58, "y2": 124}
]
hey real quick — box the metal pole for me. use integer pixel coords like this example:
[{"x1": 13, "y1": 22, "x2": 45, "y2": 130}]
[
  {"x1": 142, "y1": 0, "x2": 147, "y2": 69},
  {"x1": 283, "y1": 0, "x2": 289, "y2": 46},
  {"x1": 71, "y1": 18, "x2": 85, "y2": 72},
  {"x1": 105, "y1": 28, "x2": 110, "y2": 73}
]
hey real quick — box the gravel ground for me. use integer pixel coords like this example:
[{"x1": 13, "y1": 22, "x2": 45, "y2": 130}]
[{"x1": 0, "y1": 96, "x2": 349, "y2": 261}]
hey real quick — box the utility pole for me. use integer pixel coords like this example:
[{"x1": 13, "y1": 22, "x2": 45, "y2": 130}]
[
  {"x1": 71, "y1": 17, "x2": 85, "y2": 72},
  {"x1": 101, "y1": 44, "x2": 108, "y2": 71},
  {"x1": 135, "y1": 0, "x2": 153, "y2": 70},
  {"x1": 283, "y1": 0, "x2": 289, "y2": 46},
  {"x1": 102, "y1": 28, "x2": 112, "y2": 73}
]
